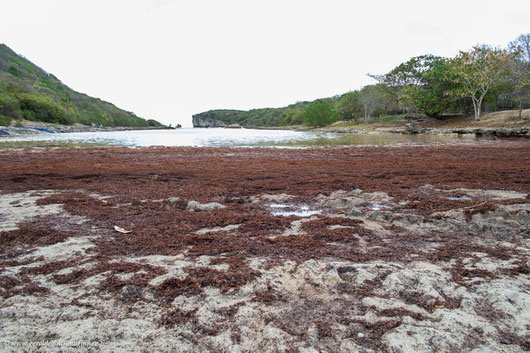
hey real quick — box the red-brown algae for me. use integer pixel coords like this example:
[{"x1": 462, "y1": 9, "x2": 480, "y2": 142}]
[{"x1": 0, "y1": 143, "x2": 528, "y2": 352}]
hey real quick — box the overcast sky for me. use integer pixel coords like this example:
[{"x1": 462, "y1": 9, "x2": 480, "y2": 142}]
[{"x1": 1, "y1": 0, "x2": 529, "y2": 126}]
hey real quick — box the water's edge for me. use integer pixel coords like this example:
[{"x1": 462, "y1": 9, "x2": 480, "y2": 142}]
[{"x1": 0, "y1": 128, "x2": 509, "y2": 149}]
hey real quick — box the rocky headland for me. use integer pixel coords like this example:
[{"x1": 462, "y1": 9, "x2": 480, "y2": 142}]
[{"x1": 192, "y1": 114, "x2": 227, "y2": 128}]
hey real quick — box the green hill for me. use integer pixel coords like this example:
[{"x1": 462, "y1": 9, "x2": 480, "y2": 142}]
[{"x1": 0, "y1": 44, "x2": 162, "y2": 127}]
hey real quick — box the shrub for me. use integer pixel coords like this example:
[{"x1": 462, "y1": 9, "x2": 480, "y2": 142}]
[
  {"x1": 22, "y1": 109, "x2": 37, "y2": 121},
  {"x1": 0, "y1": 115, "x2": 12, "y2": 126}
]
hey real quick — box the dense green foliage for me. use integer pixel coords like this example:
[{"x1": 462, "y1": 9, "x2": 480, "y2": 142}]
[
  {"x1": 370, "y1": 55, "x2": 462, "y2": 118},
  {"x1": 0, "y1": 44, "x2": 161, "y2": 127},
  {"x1": 302, "y1": 99, "x2": 339, "y2": 127},
  {"x1": 194, "y1": 33, "x2": 529, "y2": 127},
  {"x1": 194, "y1": 101, "x2": 310, "y2": 127},
  {"x1": 336, "y1": 91, "x2": 363, "y2": 120},
  {"x1": 0, "y1": 114, "x2": 11, "y2": 126}
]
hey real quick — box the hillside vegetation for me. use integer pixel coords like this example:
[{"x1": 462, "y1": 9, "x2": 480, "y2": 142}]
[
  {"x1": 194, "y1": 101, "x2": 310, "y2": 127},
  {"x1": 0, "y1": 44, "x2": 161, "y2": 127},
  {"x1": 194, "y1": 34, "x2": 530, "y2": 128}
]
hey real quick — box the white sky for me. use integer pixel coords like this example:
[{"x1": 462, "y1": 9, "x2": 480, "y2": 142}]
[{"x1": 1, "y1": 0, "x2": 529, "y2": 126}]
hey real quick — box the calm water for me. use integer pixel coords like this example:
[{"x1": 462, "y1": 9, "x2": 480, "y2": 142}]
[{"x1": 0, "y1": 128, "x2": 488, "y2": 148}]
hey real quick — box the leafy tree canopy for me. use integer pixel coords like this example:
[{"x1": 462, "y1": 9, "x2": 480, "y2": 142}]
[
  {"x1": 446, "y1": 45, "x2": 517, "y2": 120},
  {"x1": 302, "y1": 99, "x2": 339, "y2": 127}
]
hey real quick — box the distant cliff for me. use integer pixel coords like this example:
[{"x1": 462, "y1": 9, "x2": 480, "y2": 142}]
[{"x1": 192, "y1": 113, "x2": 226, "y2": 128}]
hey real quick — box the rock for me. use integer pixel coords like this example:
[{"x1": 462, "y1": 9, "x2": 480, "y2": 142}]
[
  {"x1": 473, "y1": 128, "x2": 483, "y2": 136},
  {"x1": 327, "y1": 198, "x2": 354, "y2": 209},
  {"x1": 405, "y1": 123, "x2": 418, "y2": 134},
  {"x1": 186, "y1": 200, "x2": 226, "y2": 211},
  {"x1": 367, "y1": 210, "x2": 394, "y2": 222},
  {"x1": 399, "y1": 214, "x2": 424, "y2": 224},
  {"x1": 120, "y1": 285, "x2": 144, "y2": 302},
  {"x1": 346, "y1": 208, "x2": 362, "y2": 217},
  {"x1": 515, "y1": 210, "x2": 530, "y2": 222}
]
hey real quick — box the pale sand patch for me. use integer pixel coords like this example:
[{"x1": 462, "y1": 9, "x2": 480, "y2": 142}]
[
  {"x1": 279, "y1": 216, "x2": 320, "y2": 237},
  {"x1": 196, "y1": 224, "x2": 242, "y2": 235},
  {"x1": 19, "y1": 236, "x2": 96, "y2": 262},
  {"x1": 0, "y1": 191, "x2": 63, "y2": 231}
]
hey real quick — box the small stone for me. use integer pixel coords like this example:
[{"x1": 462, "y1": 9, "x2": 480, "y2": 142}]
[
  {"x1": 357, "y1": 333, "x2": 365, "y2": 339},
  {"x1": 186, "y1": 200, "x2": 226, "y2": 211},
  {"x1": 405, "y1": 122, "x2": 418, "y2": 134}
]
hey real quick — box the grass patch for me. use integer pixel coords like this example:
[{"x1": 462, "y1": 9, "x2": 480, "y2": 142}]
[
  {"x1": 507, "y1": 115, "x2": 529, "y2": 121},
  {"x1": 330, "y1": 115, "x2": 403, "y2": 128},
  {"x1": 372, "y1": 115, "x2": 402, "y2": 124}
]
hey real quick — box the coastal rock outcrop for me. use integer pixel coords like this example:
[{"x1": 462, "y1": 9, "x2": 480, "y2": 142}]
[
  {"x1": 192, "y1": 114, "x2": 226, "y2": 128},
  {"x1": 419, "y1": 127, "x2": 530, "y2": 137}
]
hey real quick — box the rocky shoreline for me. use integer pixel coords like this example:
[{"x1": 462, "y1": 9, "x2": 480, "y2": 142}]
[
  {"x1": 320, "y1": 125, "x2": 530, "y2": 137},
  {"x1": 2, "y1": 122, "x2": 529, "y2": 140},
  {"x1": 0, "y1": 124, "x2": 174, "y2": 137},
  {"x1": 0, "y1": 143, "x2": 529, "y2": 352},
  {"x1": 196, "y1": 123, "x2": 530, "y2": 138}
]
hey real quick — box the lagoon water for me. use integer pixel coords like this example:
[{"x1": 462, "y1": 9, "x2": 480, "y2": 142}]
[{"x1": 0, "y1": 128, "x2": 487, "y2": 148}]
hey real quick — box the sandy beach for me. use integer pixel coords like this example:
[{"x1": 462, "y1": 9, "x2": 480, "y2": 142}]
[{"x1": 0, "y1": 142, "x2": 529, "y2": 352}]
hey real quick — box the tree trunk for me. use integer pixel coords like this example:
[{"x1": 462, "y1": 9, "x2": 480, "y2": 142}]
[
  {"x1": 519, "y1": 96, "x2": 523, "y2": 120},
  {"x1": 472, "y1": 98, "x2": 480, "y2": 121},
  {"x1": 476, "y1": 97, "x2": 483, "y2": 121},
  {"x1": 472, "y1": 92, "x2": 486, "y2": 121}
]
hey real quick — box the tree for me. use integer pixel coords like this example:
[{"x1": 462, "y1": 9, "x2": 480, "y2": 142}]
[
  {"x1": 508, "y1": 60, "x2": 530, "y2": 119},
  {"x1": 369, "y1": 55, "x2": 459, "y2": 117},
  {"x1": 509, "y1": 33, "x2": 530, "y2": 62},
  {"x1": 336, "y1": 91, "x2": 363, "y2": 120},
  {"x1": 506, "y1": 34, "x2": 530, "y2": 118},
  {"x1": 447, "y1": 46, "x2": 516, "y2": 121},
  {"x1": 359, "y1": 85, "x2": 386, "y2": 121},
  {"x1": 302, "y1": 99, "x2": 338, "y2": 127}
]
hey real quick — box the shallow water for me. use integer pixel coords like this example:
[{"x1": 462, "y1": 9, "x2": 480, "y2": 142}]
[
  {"x1": 0, "y1": 128, "x2": 489, "y2": 148},
  {"x1": 268, "y1": 203, "x2": 322, "y2": 217}
]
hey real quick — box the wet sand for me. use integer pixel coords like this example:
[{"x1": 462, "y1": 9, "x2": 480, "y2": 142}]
[{"x1": 0, "y1": 142, "x2": 529, "y2": 352}]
